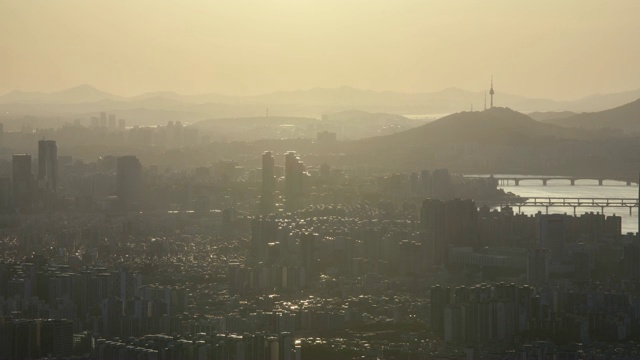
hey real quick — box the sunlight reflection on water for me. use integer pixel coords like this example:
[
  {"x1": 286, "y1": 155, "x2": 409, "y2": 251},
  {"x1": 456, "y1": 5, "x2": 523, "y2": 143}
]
[{"x1": 499, "y1": 179, "x2": 638, "y2": 233}]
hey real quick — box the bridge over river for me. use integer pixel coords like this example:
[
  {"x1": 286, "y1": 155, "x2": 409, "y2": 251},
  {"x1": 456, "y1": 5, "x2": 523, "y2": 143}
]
[
  {"x1": 483, "y1": 197, "x2": 639, "y2": 216},
  {"x1": 466, "y1": 175, "x2": 638, "y2": 186}
]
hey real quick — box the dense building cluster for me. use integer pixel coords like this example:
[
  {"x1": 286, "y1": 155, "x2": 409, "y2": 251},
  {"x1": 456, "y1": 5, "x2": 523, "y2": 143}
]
[
  {"x1": 0, "y1": 135, "x2": 638, "y2": 359},
  {"x1": 431, "y1": 282, "x2": 640, "y2": 345}
]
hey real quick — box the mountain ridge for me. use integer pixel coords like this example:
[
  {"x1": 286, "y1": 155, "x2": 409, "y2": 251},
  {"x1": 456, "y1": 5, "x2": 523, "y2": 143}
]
[
  {"x1": 2, "y1": 84, "x2": 639, "y2": 114},
  {"x1": 542, "y1": 98, "x2": 640, "y2": 133},
  {"x1": 356, "y1": 107, "x2": 596, "y2": 150}
]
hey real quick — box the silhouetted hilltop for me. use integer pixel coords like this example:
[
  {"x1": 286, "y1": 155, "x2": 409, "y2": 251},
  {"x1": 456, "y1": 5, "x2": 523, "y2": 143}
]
[
  {"x1": 544, "y1": 98, "x2": 640, "y2": 133},
  {"x1": 334, "y1": 107, "x2": 622, "y2": 172},
  {"x1": 358, "y1": 107, "x2": 586, "y2": 150}
]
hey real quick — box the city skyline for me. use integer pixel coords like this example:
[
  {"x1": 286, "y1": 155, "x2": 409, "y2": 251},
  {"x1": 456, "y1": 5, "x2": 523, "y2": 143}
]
[{"x1": 2, "y1": 1, "x2": 640, "y2": 358}]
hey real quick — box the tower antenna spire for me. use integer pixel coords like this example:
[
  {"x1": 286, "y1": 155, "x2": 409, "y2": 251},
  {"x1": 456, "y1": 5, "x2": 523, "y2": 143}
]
[{"x1": 489, "y1": 75, "x2": 495, "y2": 108}]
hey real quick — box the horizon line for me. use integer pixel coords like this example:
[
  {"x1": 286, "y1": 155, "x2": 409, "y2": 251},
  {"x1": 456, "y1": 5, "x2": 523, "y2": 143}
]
[{"x1": 2, "y1": 83, "x2": 640, "y2": 104}]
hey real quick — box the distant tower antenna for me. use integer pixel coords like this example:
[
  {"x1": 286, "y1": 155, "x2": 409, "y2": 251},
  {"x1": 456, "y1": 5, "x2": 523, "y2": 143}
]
[
  {"x1": 489, "y1": 75, "x2": 495, "y2": 108},
  {"x1": 266, "y1": 108, "x2": 269, "y2": 117}
]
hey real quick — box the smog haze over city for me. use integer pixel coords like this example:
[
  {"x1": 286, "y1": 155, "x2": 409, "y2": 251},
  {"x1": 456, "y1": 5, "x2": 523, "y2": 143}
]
[{"x1": 1, "y1": 1, "x2": 640, "y2": 359}]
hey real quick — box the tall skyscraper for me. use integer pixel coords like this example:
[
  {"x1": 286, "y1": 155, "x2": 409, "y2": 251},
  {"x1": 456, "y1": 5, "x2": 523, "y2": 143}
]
[
  {"x1": 116, "y1": 156, "x2": 142, "y2": 211},
  {"x1": 0, "y1": 178, "x2": 11, "y2": 213},
  {"x1": 260, "y1": 151, "x2": 276, "y2": 214},
  {"x1": 38, "y1": 140, "x2": 57, "y2": 190},
  {"x1": 431, "y1": 168, "x2": 453, "y2": 200},
  {"x1": 538, "y1": 214, "x2": 569, "y2": 257},
  {"x1": 40, "y1": 319, "x2": 74, "y2": 358},
  {"x1": 284, "y1": 151, "x2": 304, "y2": 212},
  {"x1": 527, "y1": 248, "x2": 550, "y2": 285},
  {"x1": 12, "y1": 154, "x2": 33, "y2": 211},
  {"x1": 38, "y1": 140, "x2": 57, "y2": 209},
  {"x1": 108, "y1": 114, "x2": 116, "y2": 130},
  {"x1": 421, "y1": 198, "x2": 478, "y2": 268},
  {"x1": 623, "y1": 240, "x2": 640, "y2": 281},
  {"x1": 421, "y1": 199, "x2": 445, "y2": 269},
  {"x1": 430, "y1": 285, "x2": 451, "y2": 337},
  {"x1": 420, "y1": 170, "x2": 432, "y2": 197}
]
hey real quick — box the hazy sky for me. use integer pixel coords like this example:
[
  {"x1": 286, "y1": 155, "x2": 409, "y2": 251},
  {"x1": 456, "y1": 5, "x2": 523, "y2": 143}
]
[{"x1": 1, "y1": 0, "x2": 638, "y2": 100}]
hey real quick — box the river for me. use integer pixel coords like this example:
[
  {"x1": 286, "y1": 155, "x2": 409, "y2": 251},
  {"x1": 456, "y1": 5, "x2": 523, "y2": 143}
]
[{"x1": 496, "y1": 178, "x2": 639, "y2": 234}]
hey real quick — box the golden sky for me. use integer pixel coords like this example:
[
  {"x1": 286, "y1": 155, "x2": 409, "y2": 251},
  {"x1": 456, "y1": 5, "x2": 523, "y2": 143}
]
[{"x1": 1, "y1": 0, "x2": 638, "y2": 100}]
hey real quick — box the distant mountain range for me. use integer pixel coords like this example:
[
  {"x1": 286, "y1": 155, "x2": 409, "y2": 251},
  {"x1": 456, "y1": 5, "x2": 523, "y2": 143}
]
[
  {"x1": 0, "y1": 84, "x2": 123, "y2": 104},
  {"x1": 2, "y1": 85, "x2": 640, "y2": 125}
]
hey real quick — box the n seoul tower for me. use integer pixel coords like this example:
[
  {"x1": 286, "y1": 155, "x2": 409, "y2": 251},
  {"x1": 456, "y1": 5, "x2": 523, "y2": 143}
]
[{"x1": 489, "y1": 75, "x2": 495, "y2": 108}]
